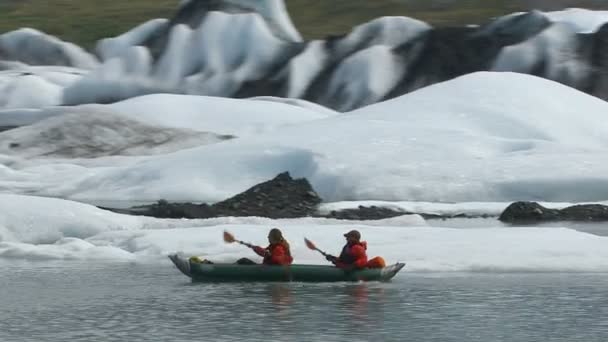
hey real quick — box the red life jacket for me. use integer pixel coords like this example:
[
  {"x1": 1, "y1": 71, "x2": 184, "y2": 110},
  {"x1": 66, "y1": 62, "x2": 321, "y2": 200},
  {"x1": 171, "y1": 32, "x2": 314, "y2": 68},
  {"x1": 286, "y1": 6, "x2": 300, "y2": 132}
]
[
  {"x1": 263, "y1": 242, "x2": 293, "y2": 265},
  {"x1": 337, "y1": 241, "x2": 368, "y2": 268}
]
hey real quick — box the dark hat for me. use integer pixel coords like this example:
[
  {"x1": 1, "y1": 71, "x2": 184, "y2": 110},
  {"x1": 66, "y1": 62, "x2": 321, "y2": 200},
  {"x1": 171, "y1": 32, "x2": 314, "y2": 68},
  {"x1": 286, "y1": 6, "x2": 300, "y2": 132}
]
[{"x1": 343, "y1": 230, "x2": 361, "y2": 240}]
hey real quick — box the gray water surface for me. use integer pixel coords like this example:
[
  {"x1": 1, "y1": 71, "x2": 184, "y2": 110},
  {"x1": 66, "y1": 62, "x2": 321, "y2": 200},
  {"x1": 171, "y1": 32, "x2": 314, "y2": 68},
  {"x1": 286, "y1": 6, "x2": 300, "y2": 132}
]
[{"x1": 1, "y1": 262, "x2": 607, "y2": 342}]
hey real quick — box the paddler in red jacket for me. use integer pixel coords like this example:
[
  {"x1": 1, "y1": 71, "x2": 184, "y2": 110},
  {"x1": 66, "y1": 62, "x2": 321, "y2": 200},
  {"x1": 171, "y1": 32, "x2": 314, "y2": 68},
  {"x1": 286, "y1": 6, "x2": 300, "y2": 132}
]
[
  {"x1": 326, "y1": 230, "x2": 368, "y2": 269},
  {"x1": 252, "y1": 228, "x2": 293, "y2": 266}
]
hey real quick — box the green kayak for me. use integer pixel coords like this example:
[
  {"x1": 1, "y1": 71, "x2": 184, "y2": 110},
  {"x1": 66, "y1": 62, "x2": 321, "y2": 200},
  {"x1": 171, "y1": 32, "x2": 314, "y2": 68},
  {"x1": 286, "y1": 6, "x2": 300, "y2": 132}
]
[{"x1": 169, "y1": 254, "x2": 405, "y2": 283}]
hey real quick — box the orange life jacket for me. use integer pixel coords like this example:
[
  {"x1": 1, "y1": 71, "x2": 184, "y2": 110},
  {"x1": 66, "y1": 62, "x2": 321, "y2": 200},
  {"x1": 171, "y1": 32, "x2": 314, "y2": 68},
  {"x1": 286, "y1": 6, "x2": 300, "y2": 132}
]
[
  {"x1": 337, "y1": 241, "x2": 368, "y2": 268},
  {"x1": 263, "y1": 241, "x2": 293, "y2": 265}
]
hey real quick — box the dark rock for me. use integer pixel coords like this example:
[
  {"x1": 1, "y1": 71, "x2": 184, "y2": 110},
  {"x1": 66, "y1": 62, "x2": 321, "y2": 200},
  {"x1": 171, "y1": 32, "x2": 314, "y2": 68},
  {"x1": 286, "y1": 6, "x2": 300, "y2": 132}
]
[
  {"x1": 0, "y1": 126, "x2": 17, "y2": 133},
  {"x1": 212, "y1": 172, "x2": 322, "y2": 218},
  {"x1": 105, "y1": 172, "x2": 322, "y2": 219},
  {"x1": 318, "y1": 205, "x2": 489, "y2": 221},
  {"x1": 560, "y1": 204, "x2": 608, "y2": 221},
  {"x1": 124, "y1": 199, "x2": 216, "y2": 219},
  {"x1": 499, "y1": 201, "x2": 560, "y2": 222},
  {"x1": 499, "y1": 201, "x2": 608, "y2": 222},
  {"x1": 588, "y1": 23, "x2": 608, "y2": 101},
  {"x1": 323, "y1": 206, "x2": 410, "y2": 221}
]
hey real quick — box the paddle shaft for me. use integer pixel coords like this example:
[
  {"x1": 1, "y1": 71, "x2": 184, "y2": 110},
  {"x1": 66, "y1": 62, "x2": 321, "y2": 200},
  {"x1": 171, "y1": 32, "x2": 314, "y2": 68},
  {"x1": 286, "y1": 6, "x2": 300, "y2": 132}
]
[
  {"x1": 237, "y1": 240, "x2": 255, "y2": 249},
  {"x1": 312, "y1": 246, "x2": 329, "y2": 257}
]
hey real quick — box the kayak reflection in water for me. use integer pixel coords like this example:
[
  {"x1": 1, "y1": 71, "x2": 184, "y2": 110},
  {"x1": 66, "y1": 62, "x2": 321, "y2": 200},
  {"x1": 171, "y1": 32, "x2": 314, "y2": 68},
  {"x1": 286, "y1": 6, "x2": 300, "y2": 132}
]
[
  {"x1": 237, "y1": 228, "x2": 294, "y2": 266},
  {"x1": 325, "y1": 230, "x2": 386, "y2": 270}
]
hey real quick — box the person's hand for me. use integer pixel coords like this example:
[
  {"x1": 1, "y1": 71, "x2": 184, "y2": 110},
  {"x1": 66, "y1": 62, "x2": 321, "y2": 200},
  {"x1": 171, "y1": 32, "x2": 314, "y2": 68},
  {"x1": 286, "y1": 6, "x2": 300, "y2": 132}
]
[
  {"x1": 253, "y1": 246, "x2": 266, "y2": 255},
  {"x1": 326, "y1": 255, "x2": 337, "y2": 263}
]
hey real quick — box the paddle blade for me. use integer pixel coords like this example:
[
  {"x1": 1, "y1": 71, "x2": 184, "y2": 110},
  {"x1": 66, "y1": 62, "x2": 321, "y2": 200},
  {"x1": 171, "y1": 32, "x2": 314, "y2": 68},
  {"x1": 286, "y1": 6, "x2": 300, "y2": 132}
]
[
  {"x1": 304, "y1": 238, "x2": 317, "y2": 251},
  {"x1": 223, "y1": 231, "x2": 236, "y2": 243}
]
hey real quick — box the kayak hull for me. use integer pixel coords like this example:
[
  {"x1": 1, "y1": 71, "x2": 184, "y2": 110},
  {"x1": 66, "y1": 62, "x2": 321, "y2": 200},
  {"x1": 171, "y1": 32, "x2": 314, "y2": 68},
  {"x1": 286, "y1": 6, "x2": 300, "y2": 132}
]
[{"x1": 168, "y1": 254, "x2": 404, "y2": 283}]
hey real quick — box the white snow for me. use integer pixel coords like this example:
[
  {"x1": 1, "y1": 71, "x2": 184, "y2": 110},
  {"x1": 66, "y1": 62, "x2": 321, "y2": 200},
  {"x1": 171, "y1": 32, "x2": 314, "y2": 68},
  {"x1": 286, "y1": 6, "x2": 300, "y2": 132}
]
[
  {"x1": 0, "y1": 66, "x2": 84, "y2": 110},
  {"x1": 0, "y1": 194, "x2": 607, "y2": 272},
  {"x1": 492, "y1": 23, "x2": 590, "y2": 86},
  {"x1": 3, "y1": 72, "x2": 608, "y2": 203},
  {"x1": 0, "y1": 72, "x2": 64, "y2": 109},
  {"x1": 148, "y1": 11, "x2": 291, "y2": 95},
  {"x1": 89, "y1": 224, "x2": 608, "y2": 273},
  {"x1": 63, "y1": 10, "x2": 295, "y2": 105},
  {"x1": 25, "y1": 73, "x2": 608, "y2": 201},
  {"x1": 334, "y1": 16, "x2": 430, "y2": 57},
  {"x1": 0, "y1": 93, "x2": 332, "y2": 136},
  {"x1": 247, "y1": 96, "x2": 339, "y2": 116},
  {"x1": 0, "y1": 28, "x2": 98, "y2": 69},
  {"x1": 543, "y1": 8, "x2": 608, "y2": 34},
  {"x1": 1, "y1": 7, "x2": 604, "y2": 113},
  {"x1": 96, "y1": 19, "x2": 169, "y2": 61},
  {"x1": 488, "y1": 9, "x2": 608, "y2": 34},
  {"x1": 284, "y1": 40, "x2": 328, "y2": 99},
  {"x1": 0, "y1": 107, "x2": 63, "y2": 127},
  {"x1": 0, "y1": 194, "x2": 140, "y2": 244},
  {"x1": 311, "y1": 16, "x2": 428, "y2": 110},
  {"x1": 62, "y1": 56, "x2": 169, "y2": 106},
  {"x1": 107, "y1": 93, "x2": 333, "y2": 136},
  {"x1": 120, "y1": 46, "x2": 153, "y2": 77},
  {"x1": 153, "y1": 24, "x2": 196, "y2": 86},
  {"x1": 218, "y1": 0, "x2": 302, "y2": 42},
  {"x1": 178, "y1": 11, "x2": 290, "y2": 95},
  {"x1": 322, "y1": 45, "x2": 406, "y2": 111}
]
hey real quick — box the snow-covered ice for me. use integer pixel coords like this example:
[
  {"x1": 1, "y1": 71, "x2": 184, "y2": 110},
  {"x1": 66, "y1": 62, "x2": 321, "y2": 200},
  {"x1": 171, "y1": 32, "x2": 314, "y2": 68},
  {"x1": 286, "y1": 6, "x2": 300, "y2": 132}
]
[
  {"x1": 543, "y1": 8, "x2": 608, "y2": 33},
  {"x1": 1, "y1": 194, "x2": 607, "y2": 273},
  {"x1": 3, "y1": 72, "x2": 607, "y2": 204}
]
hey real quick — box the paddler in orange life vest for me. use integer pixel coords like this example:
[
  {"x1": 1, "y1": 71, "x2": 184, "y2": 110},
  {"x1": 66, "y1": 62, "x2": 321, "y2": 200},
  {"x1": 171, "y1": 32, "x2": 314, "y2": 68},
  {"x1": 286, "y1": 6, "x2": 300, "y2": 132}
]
[
  {"x1": 326, "y1": 230, "x2": 386, "y2": 269},
  {"x1": 252, "y1": 228, "x2": 294, "y2": 266},
  {"x1": 326, "y1": 230, "x2": 368, "y2": 269}
]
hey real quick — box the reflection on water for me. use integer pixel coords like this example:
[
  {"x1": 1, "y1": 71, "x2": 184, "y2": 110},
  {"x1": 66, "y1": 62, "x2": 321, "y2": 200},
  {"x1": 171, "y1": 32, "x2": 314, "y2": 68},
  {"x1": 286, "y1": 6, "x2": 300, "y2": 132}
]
[
  {"x1": 265, "y1": 282, "x2": 385, "y2": 324},
  {"x1": 271, "y1": 283, "x2": 292, "y2": 306},
  {"x1": 1, "y1": 262, "x2": 607, "y2": 342}
]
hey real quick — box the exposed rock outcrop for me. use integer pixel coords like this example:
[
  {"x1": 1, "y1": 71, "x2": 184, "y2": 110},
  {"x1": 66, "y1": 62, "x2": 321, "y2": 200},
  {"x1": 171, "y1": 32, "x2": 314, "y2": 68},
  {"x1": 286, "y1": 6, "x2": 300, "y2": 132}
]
[
  {"x1": 499, "y1": 201, "x2": 608, "y2": 222},
  {"x1": 112, "y1": 172, "x2": 322, "y2": 219},
  {"x1": 211, "y1": 172, "x2": 321, "y2": 218},
  {"x1": 322, "y1": 206, "x2": 410, "y2": 221},
  {"x1": 103, "y1": 172, "x2": 495, "y2": 221}
]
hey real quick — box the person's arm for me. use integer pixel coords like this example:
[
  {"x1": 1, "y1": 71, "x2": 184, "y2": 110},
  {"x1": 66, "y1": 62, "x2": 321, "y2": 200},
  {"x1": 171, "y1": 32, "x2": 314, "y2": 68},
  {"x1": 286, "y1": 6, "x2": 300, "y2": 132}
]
[
  {"x1": 326, "y1": 254, "x2": 338, "y2": 263},
  {"x1": 253, "y1": 246, "x2": 268, "y2": 257}
]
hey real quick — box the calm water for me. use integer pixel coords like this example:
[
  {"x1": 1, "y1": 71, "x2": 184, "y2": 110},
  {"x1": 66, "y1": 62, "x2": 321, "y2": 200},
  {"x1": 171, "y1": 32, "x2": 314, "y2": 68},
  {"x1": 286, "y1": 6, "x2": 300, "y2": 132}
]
[{"x1": 1, "y1": 261, "x2": 607, "y2": 342}]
